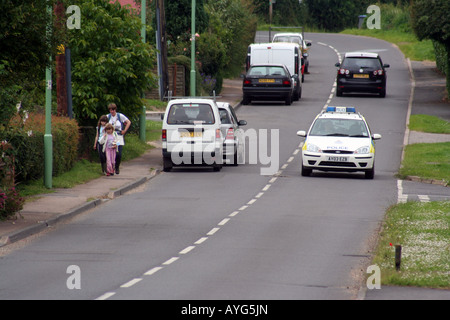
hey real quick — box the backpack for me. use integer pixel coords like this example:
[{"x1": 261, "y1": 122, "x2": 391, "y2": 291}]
[{"x1": 108, "y1": 113, "x2": 124, "y2": 133}]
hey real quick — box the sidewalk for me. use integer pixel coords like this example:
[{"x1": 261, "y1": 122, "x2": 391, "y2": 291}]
[
  {"x1": 0, "y1": 78, "x2": 244, "y2": 248},
  {"x1": 1, "y1": 68, "x2": 449, "y2": 300}
]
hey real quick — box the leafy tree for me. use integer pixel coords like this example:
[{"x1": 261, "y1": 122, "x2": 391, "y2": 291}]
[
  {"x1": 253, "y1": 0, "x2": 306, "y2": 26},
  {"x1": 304, "y1": 0, "x2": 369, "y2": 32},
  {"x1": 412, "y1": 0, "x2": 450, "y2": 98},
  {"x1": 0, "y1": 0, "x2": 54, "y2": 127},
  {"x1": 63, "y1": 0, "x2": 157, "y2": 126},
  {"x1": 204, "y1": 0, "x2": 257, "y2": 76},
  {"x1": 164, "y1": 0, "x2": 209, "y2": 42}
]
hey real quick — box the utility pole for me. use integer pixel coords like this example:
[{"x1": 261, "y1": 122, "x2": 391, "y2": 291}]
[
  {"x1": 156, "y1": 0, "x2": 169, "y2": 100},
  {"x1": 190, "y1": 0, "x2": 196, "y2": 96},
  {"x1": 44, "y1": 1, "x2": 53, "y2": 188},
  {"x1": 55, "y1": 1, "x2": 67, "y2": 116},
  {"x1": 140, "y1": 0, "x2": 146, "y2": 141}
]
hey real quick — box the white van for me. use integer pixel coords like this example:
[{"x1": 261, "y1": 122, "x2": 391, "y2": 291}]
[
  {"x1": 162, "y1": 98, "x2": 223, "y2": 172},
  {"x1": 272, "y1": 32, "x2": 311, "y2": 73},
  {"x1": 246, "y1": 42, "x2": 303, "y2": 100}
]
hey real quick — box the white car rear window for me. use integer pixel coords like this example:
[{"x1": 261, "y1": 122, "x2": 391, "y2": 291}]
[{"x1": 167, "y1": 103, "x2": 215, "y2": 125}]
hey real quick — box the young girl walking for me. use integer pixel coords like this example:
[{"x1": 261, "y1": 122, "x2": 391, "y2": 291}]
[
  {"x1": 93, "y1": 115, "x2": 108, "y2": 175},
  {"x1": 99, "y1": 123, "x2": 119, "y2": 176}
]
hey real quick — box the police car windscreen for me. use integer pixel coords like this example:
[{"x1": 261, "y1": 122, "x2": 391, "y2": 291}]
[{"x1": 310, "y1": 119, "x2": 369, "y2": 137}]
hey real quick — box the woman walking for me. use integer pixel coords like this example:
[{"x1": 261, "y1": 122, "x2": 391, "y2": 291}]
[{"x1": 107, "y1": 103, "x2": 131, "y2": 174}]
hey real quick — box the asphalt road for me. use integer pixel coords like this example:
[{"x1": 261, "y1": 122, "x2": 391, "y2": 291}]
[{"x1": 0, "y1": 33, "x2": 411, "y2": 301}]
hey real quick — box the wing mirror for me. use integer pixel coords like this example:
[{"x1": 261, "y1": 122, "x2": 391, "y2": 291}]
[
  {"x1": 372, "y1": 133, "x2": 382, "y2": 140},
  {"x1": 296, "y1": 130, "x2": 307, "y2": 137}
]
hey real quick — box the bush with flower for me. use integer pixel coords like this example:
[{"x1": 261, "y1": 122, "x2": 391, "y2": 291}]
[{"x1": 0, "y1": 186, "x2": 24, "y2": 220}]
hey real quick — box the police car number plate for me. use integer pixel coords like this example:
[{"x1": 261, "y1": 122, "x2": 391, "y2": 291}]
[{"x1": 328, "y1": 156, "x2": 348, "y2": 162}]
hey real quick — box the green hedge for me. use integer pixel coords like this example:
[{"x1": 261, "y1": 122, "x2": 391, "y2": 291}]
[
  {"x1": 0, "y1": 113, "x2": 79, "y2": 185},
  {"x1": 433, "y1": 40, "x2": 448, "y2": 76}
]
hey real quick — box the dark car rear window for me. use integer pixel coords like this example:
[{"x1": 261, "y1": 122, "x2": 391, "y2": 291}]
[
  {"x1": 342, "y1": 57, "x2": 381, "y2": 70},
  {"x1": 167, "y1": 103, "x2": 215, "y2": 124},
  {"x1": 249, "y1": 66, "x2": 287, "y2": 77}
]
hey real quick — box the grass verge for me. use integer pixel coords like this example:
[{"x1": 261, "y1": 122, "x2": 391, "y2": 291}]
[
  {"x1": 372, "y1": 201, "x2": 450, "y2": 288},
  {"x1": 409, "y1": 115, "x2": 450, "y2": 134},
  {"x1": 398, "y1": 142, "x2": 450, "y2": 185},
  {"x1": 398, "y1": 115, "x2": 450, "y2": 185},
  {"x1": 340, "y1": 29, "x2": 435, "y2": 62}
]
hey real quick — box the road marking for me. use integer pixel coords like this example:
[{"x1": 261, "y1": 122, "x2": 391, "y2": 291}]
[
  {"x1": 239, "y1": 205, "x2": 248, "y2": 211},
  {"x1": 144, "y1": 266, "x2": 163, "y2": 276},
  {"x1": 397, "y1": 180, "x2": 408, "y2": 203},
  {"x1": 95, "y1": 292, "x2": 116, "y2": 300},
  {"x1": 418, "y1": 195, "x2": 430, "y2": 203},
  {"x1": 262, "y1": 184, "x2": 271, "y2": 191},
  {"x1": 255, "y1": 192, "x2": 264, "y2": 198},
  {"x1": 229, "y1": 210, "x2": 240, "y2": 216},
  {"x1": 247, "y1": 199, "x2": 257, "y2": 205},
  {"x1": 287, "y1": 156, "x2": 294, "y2": 163},
  {"x1": 207, "y1": 228, "x2": 220, "y2": 236},
  {"x1": 269, "y1": 177, "x2": 277, "y2": 184},
  {"x1": 195, "y1": 237, "x2": 208, "y2": 244},
  {"x1": 218, "y1": 218, "x2": 230, "y2": 226},
  {"x1": 120, "y1": 278, "x2": 142, "y2": 288},
  {"x1": 163, "y1": 257, "x2": 179, "y2": 265},
  {"x1": 179, "y1": 246, "x2": 195, "y2": 254}
]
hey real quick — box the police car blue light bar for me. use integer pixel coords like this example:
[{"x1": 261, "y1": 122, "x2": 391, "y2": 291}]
[{"x1": 326, "y1": 106, "x2": 356, "y2": 113}]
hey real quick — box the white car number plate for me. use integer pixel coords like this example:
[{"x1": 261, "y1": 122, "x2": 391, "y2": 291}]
[{"x1": 328, "y1": 156, "x2": 348, "y2": 162}]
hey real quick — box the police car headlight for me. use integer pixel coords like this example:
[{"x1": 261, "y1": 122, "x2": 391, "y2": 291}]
[
  {"x1": 306, "y1": 143, "x2": 321, "y2": 153},
  {"x1": 355, "y1": 146, "x2": 370, "y2": 154}
]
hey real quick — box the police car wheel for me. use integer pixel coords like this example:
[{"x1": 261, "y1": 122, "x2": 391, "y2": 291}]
[
  {"x1": 301, "y1": 165, "x2": 312, "y2": 177},
  {"x1": 365, "y1": 166, "x2": 375, "y2": 179}
]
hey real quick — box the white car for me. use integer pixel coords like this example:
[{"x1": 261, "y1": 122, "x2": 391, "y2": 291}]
[
  {"x1": 297, "y1": 106, "x2": 381, "y2": 179},
  {"x1": 162, "y1": 98, "x2": 224, "y2": 172},
  {"x1": 218, "y1": 102, "x2": 247, "y2": 165}
]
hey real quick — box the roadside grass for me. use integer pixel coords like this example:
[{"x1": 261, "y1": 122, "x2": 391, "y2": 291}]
[
  {"x1": 17, "y1": 120, "x2": 162, "y2": 198},
  {"x1": 340, "y1": 29, "x2": 435, "y2": 62},
  {"x1": 398, "y1": 142, "x2": 450, "y2": 185},
  {"x1": 372, "y1": 201, "x2": 450, "y2": 288},
  {"x1": 409, "y1": 115, "x2": 450, "y2": 134},
  {"x1": 398, "y1": 115, "x2": 450, "y2": 185},
  {"x1": 143, "y1": 98, "x2": 167, "y2": 112}
]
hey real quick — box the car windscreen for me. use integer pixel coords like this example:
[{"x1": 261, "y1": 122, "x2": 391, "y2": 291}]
[
  {"x1": 341, "y1": 57, "x2": 381, "y2": 70},
  {"x1": 309, "y1": 119, "x2": 369, "y2": 137},
  {"x1": 167, "y1": 103, "x2": 215, "y2": 124},
  {"x1": 248, "y1": 66, "x2": 287, "y2": 77},
  {"x1": 219, "y1": 109, "x2": 231, "y2": 124}
]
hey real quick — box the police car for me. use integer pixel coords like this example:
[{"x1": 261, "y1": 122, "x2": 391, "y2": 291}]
[{"x1": 296, "y1": 106, "x2": 381, "y2": 179}]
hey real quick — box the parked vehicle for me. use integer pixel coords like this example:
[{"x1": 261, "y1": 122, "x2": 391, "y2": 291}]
[
  {"x1": 272, "y1": 32, "x2": 311, "y2": 73},
  {"x1": 218, "y1": 103, "x2": 247, "y2": 165},
  {"x1": 242, "y1": 64, "x2": 295, "y2": 105},
  {"x1": 246, "y1": 42, "x2": 303, "y2": 100},
  {"x1": 162, "y1": 98, "x2": 223, "y2": 172}
]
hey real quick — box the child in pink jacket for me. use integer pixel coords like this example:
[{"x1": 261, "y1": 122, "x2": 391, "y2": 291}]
[{"x1": 99, "y1": 123, "x2": 119, "y2": 176}]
